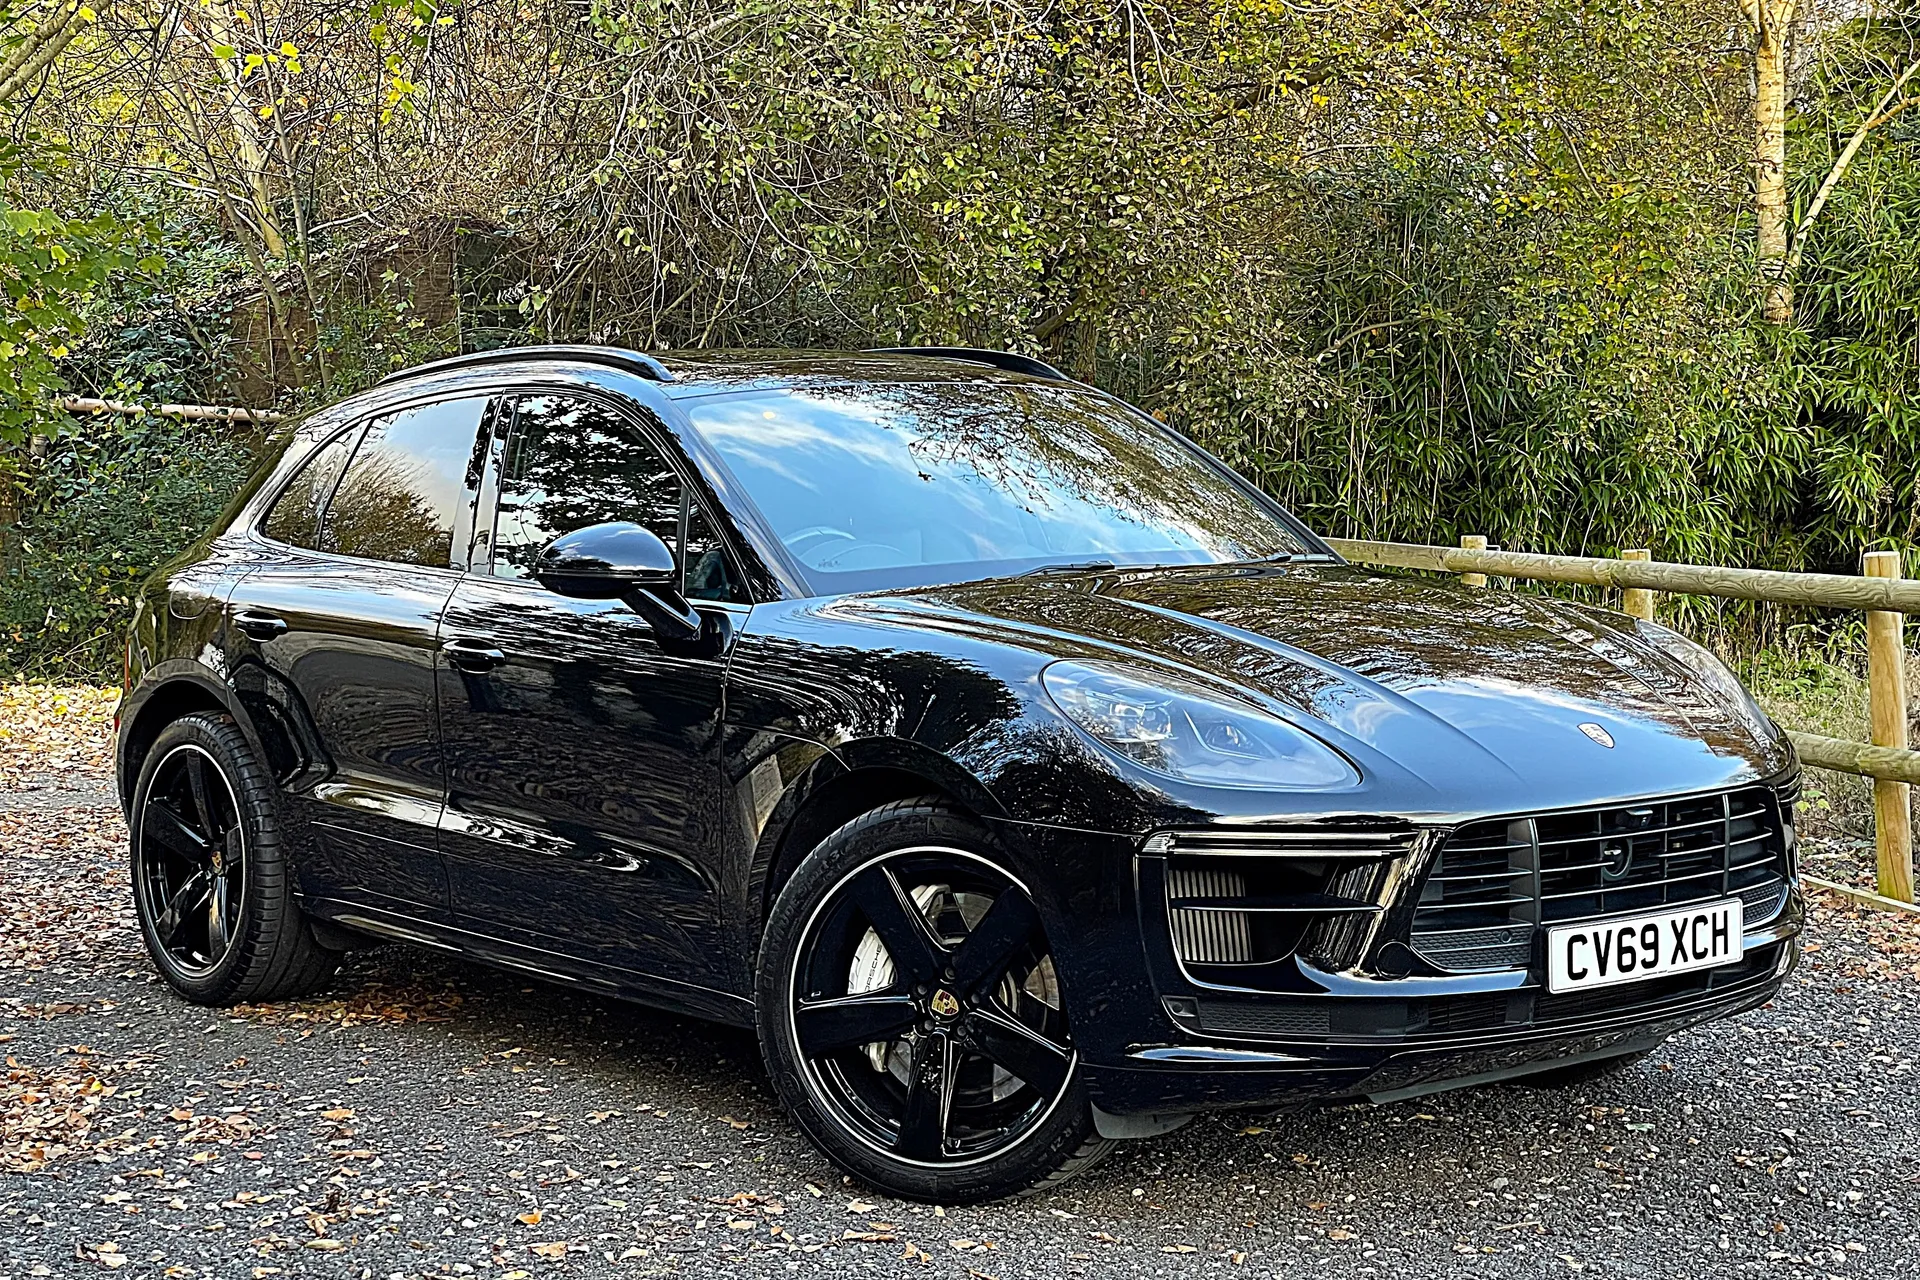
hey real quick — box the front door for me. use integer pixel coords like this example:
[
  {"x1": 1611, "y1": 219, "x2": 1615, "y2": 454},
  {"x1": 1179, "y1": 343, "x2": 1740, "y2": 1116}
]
[
  {"x1": 228, "y1": 395, "x2": 494, "y2": 922},
  {"x1": 435, "y1": 391, "x2": 746, "y2": 992}
]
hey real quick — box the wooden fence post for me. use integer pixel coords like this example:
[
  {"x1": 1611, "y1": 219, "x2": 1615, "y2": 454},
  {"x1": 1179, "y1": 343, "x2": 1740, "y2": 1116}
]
[
  {"x1": 1864, "y1": 549, "x2": 1914, "y2": 903},
  {"x1": 1459, "y1": 535, "x2": 1487, "y2": 588},
  {"x1": 1621, "y1": 549, "x2": 1655, "y2": 620}
]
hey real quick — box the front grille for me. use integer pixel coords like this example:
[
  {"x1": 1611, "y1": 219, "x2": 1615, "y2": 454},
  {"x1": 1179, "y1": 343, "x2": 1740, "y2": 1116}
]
[{"x1": 1412, "y1": 786, "x2": 1790, "y2": 973}]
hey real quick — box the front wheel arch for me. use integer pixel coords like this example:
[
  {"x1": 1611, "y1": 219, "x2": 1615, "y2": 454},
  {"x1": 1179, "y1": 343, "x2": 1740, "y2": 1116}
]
[{"x1": 128, "y1": 710, "x2": 341, "y2": 1004}]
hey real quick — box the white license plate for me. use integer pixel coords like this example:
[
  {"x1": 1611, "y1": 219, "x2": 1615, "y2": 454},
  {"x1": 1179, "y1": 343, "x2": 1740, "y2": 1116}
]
[{"x1": 1545, "y1": 898, "x2": 1743, "y2": 994}]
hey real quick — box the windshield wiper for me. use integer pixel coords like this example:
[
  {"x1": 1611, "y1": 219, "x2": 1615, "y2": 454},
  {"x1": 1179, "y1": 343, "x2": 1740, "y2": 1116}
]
[{"x1": 1017, "y1": 559, "x2": 1119, "y2": 577}]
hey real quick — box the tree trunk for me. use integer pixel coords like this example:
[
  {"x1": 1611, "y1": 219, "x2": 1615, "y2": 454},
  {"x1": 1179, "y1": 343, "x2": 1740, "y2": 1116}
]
[
  {"x1": 199, "y1": 0, "x2": 288, "y2": 259},
  {"x1": 1749, "y1": 0, "x2": 1796, "y2": 324}
]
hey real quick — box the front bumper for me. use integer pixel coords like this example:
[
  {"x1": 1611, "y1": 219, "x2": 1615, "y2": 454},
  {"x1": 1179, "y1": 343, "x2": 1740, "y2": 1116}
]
[
  {"x1": 996, "y1": 779, "x2": 1804, "y2": 1120},
  {"x1": 1084, "y1": 918, "x2": 1798, "y2": 1115}
]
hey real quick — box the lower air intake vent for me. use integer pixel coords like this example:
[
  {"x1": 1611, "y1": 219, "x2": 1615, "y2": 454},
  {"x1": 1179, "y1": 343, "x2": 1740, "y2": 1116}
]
[
  {"x1": 1195, "y1": 999, "x2": 1331, "y2": 1037},
  {"x1": 1167, "y1": 866, "x2": 1251, "y2": 964}
]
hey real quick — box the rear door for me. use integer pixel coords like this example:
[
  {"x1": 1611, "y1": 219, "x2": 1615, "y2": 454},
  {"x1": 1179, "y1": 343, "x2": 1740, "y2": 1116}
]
[
  {"x1": 435, "y1": 391, "x2": 749, "y2": 992},
  {"x1": 228, "y1": 395, "x2": 496, "y2": 923}
]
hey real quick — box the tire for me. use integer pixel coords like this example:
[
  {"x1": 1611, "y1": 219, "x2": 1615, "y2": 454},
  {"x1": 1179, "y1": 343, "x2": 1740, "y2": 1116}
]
[
  {"x1": 757, "y1": 799, "x2": 1112, "y2": 1203},
  {"x1": 128, "y1": 712, "x2": 342, "y2": 1005},
  {"x1": 1517, "y1": 1047, "x2": 1654, "y2": 1089}
]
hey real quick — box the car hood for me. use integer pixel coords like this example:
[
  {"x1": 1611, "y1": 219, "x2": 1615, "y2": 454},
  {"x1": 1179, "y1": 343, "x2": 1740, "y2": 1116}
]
[{"x1": 855, "y1": 562, "x2": 1791, "y2": 818}]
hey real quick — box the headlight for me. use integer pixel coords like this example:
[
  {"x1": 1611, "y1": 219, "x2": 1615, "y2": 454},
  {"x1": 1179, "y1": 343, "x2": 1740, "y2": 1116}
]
[
  {"x1": 1632, "y1": 619, "x2": 1777, "y2": 741},
  {"x1": 1040, "y1": 660, "x2": 1357, "y2": 789}
]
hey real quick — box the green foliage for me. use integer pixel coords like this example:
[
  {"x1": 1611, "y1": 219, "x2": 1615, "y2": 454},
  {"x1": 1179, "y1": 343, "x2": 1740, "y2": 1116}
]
[
  {"x1": 0, "y1": 137, "x2": 154, "y2": 441},
  {"x1": 1789, "y1": 21, "x2": 1920, "y2": 562},
  {"x1": 5, "y1": 0, "x2": 1920, "y2": 680},
  {"x1": 310, "y1": 283, "x2": 460, "y2": 404},
  {"x1": 528, "y1": 0, "x2": 1843, "y2": 586},
  {"x1": 0, "y1": 415, "x2": 256, "y2": 678},
  {"x1": 62, "y1": 195, "x2": 248, "y2": 406}
]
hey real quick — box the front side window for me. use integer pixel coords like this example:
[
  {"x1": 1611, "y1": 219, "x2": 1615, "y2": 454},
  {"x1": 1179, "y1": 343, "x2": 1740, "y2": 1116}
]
[
  {"x1": 328, "y1": 397, "x2": 489, "y2": 567},
  {"x1": 682, "y1": 504, "x2": 740, "y2": 602},
  {"x1": 685, "y1": 383, "x2": 1316, "y2": 594},
  {"x1": 491, "y1": 395, "x2": 684, "y2": 582}
]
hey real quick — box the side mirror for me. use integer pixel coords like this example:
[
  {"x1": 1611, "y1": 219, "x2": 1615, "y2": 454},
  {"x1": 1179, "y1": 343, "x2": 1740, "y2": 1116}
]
[{"x1": 534, "y1": 522, "x2": 702, "y2": 642}]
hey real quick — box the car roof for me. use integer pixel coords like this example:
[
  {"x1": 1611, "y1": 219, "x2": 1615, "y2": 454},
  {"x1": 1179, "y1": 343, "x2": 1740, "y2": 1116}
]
[{"x1": 378, "y1": 345, "x2": 1084, "y2": 400}]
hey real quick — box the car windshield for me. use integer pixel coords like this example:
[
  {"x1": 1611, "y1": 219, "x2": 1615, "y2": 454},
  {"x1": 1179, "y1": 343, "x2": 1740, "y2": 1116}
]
[{"x1": 685, "y1": 381, "x2": 1317, "y2": 594}]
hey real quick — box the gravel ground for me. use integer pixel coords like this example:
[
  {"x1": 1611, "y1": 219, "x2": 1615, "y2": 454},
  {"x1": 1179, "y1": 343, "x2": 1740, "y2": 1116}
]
[{"x1": 6, "y1": 687, "x2": 1920, "y2": 1280}]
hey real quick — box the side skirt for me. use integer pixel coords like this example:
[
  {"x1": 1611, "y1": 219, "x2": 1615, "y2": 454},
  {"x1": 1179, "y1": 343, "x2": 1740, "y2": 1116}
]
[{"x1": 299, "y1": 896, "x2": 756, "y2": 1028}]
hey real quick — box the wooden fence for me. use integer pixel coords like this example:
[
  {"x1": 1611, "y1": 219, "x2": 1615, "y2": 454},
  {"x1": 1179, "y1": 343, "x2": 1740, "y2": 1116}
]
[{"x1": 1326, "y1": 537, "x2": 1920, "y2": 915}]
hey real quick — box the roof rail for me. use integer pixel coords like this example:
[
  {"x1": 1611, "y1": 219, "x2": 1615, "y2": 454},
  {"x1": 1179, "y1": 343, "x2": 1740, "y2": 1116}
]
[
  {"x1": 376, "y1": 344, "x2": 675, "y2": 387},
  {"x1": 867, "y1": 346, "x2": 1077, "y2": 384}
]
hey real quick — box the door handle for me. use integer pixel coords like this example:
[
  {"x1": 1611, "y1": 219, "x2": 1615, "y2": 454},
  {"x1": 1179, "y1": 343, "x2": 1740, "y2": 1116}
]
[
  {"x1": 232, "y1": 609, "x2": 288, "y2": 641},
  {"x1": 443, "y1": 638, "x2": 507, "y2": 673}
]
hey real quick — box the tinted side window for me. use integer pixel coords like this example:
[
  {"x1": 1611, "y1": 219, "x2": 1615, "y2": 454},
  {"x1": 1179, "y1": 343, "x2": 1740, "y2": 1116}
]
[
  {"x1": 683, "y1": 504, "x2": 741, "y2": 602},
  {"x1": 329, "y1": 398, "x2": 489, "y2": 567},
  {"x1": 492, "y1": 395, "x2": 682, "y2": 580},
  {"x1": 262, "y1": 426, "x2": 361, "y2": 550}
]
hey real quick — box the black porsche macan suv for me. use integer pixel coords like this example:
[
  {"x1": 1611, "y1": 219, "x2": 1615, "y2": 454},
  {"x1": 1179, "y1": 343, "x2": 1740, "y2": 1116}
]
[{"x1": 116, "y1": 345, "x2": 1803, "y2": 1201}]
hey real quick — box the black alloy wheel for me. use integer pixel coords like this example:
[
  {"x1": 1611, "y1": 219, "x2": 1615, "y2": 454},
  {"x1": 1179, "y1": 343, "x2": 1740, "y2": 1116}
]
[
  {"x1": 136, "y1": 742, "x2": 246, "y2": 974},
  {"x1": 129, "y1": 713, "x2": 342, "y2": 1005},
  {"x1": 758, "y1": 800, "x2": 1109, "y2": 1203}
]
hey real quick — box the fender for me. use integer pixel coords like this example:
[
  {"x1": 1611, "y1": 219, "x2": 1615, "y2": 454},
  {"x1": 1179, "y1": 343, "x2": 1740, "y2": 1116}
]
[
  {"x1": 118, "y1": 655, "x2": 332, "y2": 811},
  {"x1": 115, "y1": 659, "x2": 249, "y2": 806},
  {"x1": 832, "y1": 736, "x2": 1011, "y2": 822},
  {"x1": 740, "y1": 732, "x2": 1012, "y2": 932}
]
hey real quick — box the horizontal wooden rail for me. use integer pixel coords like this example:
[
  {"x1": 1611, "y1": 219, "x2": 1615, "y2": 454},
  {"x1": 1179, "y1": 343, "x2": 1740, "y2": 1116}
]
[
  {"x1": 1803, "y1": 875, "x2": 1920, "y2": 917},
  {"x1": 55, "y1": 395, "x2": 285, "y2": 424},
  {"x1": 1785, "y1": 730, "x2": 1920, "y2": 785},
  {"x1": 1327, "y1": 537, "x2": 1920, "y2": 614}
]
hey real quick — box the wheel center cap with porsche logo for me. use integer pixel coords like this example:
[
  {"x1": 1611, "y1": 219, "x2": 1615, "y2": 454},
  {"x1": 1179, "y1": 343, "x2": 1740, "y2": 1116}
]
[
  {"x1": 929, "y1": 989, "x2": 960, "y2": 1018},
  {"x1": 1577, "y1": 722, "x2": 1616, "y2": 749}
]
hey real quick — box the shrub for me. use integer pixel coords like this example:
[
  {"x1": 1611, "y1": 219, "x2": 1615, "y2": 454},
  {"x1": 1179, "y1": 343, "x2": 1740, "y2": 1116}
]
[{"x1": 0, "y1": 415, "x2": 258, "y2": 680}]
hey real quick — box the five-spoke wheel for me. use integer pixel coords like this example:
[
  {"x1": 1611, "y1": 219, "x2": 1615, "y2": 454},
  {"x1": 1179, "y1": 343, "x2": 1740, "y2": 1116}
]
[
  {"x1": 759, "y1": 801, "x2": 1109, "y2": 1202},
  {"x1": 135, "y1": 743, "x2": 246, "y2": 974},
  {"x1": 129, "y1": 713, "x2": 341, "y2": 1004}
]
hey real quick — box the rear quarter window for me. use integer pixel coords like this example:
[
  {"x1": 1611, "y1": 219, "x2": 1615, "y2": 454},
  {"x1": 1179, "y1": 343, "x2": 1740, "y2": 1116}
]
[{"x1": 262, "y1": 425, "x2": 362, "y2": 550}]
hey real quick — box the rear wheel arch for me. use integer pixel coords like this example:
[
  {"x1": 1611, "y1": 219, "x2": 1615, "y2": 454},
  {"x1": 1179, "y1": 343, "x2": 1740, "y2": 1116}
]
[{"x1": 118, "y1": 675, "x2": 231, "y2": 810}]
